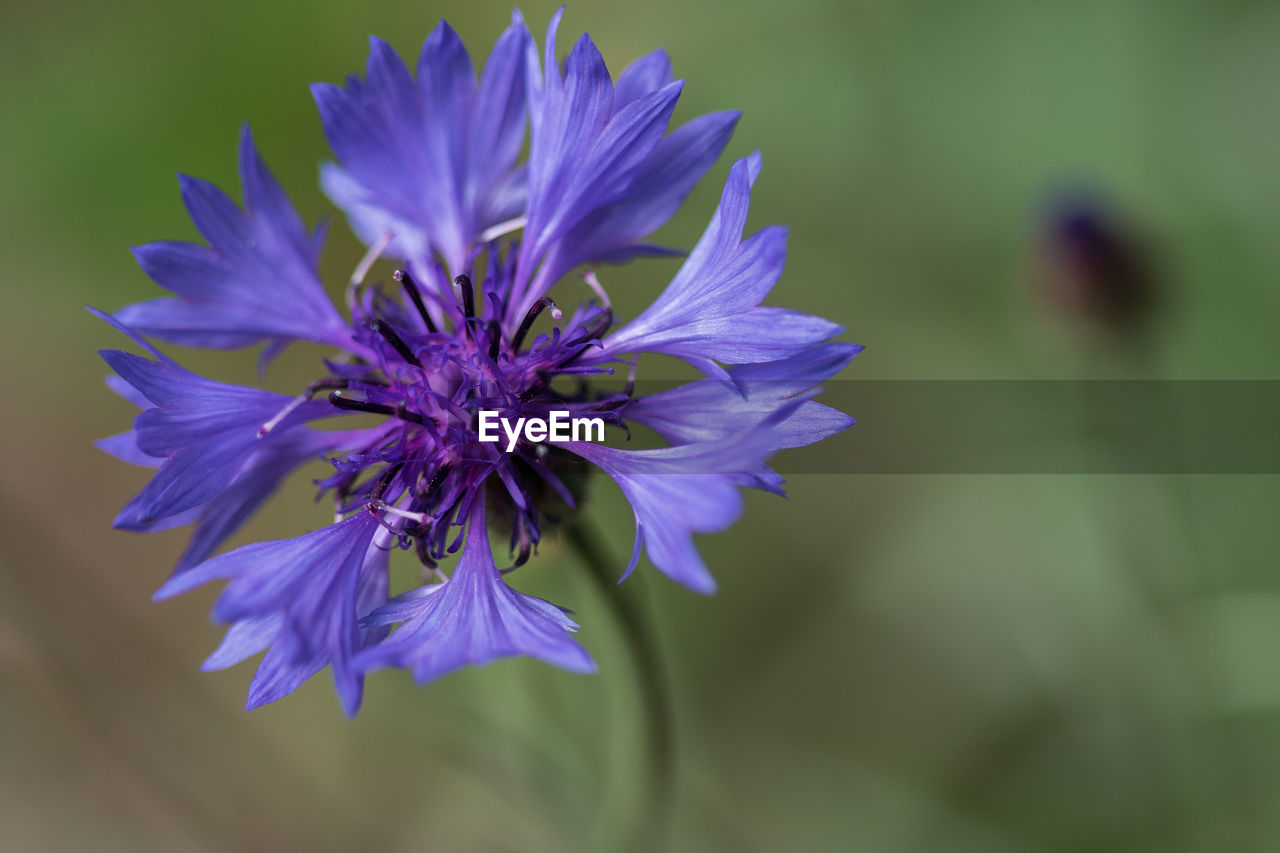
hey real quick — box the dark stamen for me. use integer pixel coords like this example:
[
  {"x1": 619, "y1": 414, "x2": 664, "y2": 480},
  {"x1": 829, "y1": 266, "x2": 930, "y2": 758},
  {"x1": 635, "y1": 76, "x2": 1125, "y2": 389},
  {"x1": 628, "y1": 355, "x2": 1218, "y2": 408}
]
[
  {"x1": 328, "y1": 391, "x2": 425, "y2": 424},
  {"x1": 583, "y1": 308, "x2": 613, "y2": 341},
  {"x1": 369, "y1": 462, "x2": 404, "y2": 506},
  {"x1": 454, "y1": 274, "x2": 475, "y2": 319},
  {"x1": 511, "y1": 297, "x2": 559, "y2": 353},
  {"x1": 258, "y1": 378, "x2": 350, "y2": 437},
  {"x1": 518, "y1": 375, "x2": 548, "y2": 401},
  {"x1": 512, "y1": 541, "x2": 532, "y2": 569},
  {"x1": 415, "y1": 534, "x2": 438, "y2": 570},
  {"x1": 393, "y1": 269, "x2": 438, "y2": 333},
  {"x1": 418, "y1": 464, "x2": 451, "y2": 502},
  {"x1": 307, "y1": 377, "x2": 349, "y2": 395},
  {"x1": 486, "y1": 320, "x2": 502, "y2": 361},
  {"x1": 550, "y1": 308, "x2": 614, "y2": 371},
  {"x1": 370, "y1": 319, "x2": 422, "y2": 367}
]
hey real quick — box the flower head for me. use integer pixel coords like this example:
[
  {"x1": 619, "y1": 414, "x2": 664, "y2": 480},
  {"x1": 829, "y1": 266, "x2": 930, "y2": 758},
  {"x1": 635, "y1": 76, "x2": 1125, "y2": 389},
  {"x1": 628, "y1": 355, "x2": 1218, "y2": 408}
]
[{"x1": 99, "y1": 10, "x2": 857, "y2": 714}]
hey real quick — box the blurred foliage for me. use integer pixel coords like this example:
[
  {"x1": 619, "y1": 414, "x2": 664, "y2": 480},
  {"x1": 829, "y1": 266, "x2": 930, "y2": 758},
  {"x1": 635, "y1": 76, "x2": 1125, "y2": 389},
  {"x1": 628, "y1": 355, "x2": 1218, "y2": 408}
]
[{"x1": 2, "y1": 0, "x2": 1279, "y2": 850}]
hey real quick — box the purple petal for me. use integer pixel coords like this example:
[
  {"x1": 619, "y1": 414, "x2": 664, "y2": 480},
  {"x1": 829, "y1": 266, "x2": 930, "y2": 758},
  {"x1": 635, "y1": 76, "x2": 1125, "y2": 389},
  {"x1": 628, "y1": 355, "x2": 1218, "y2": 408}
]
[
  {"x1": 614, "y1": 48, "x2": 673, "y2": 108},
  {"x1": 173, "y1": 427, "x2": 368, "y2": 571},
  {"x1": 157, "y1": 513, "x2": 389, "y2": 717},
  {"x1": 101, "y1": 348, "x2": 334, "y2": 524},
  {"x1": 414, "y1": 22, "x2": 477, "y2": 265},
  {"x1": 355, "y1": 491, "x2": 595, "y2": 683},
  {"x1": 598, "y1": 155, "x2": 842, "y2": 369},
  {"x1": 119, "y1": 127, "x2": 350, "y2": 351},
  {"x1": 564, "y1": 417, "x2": 794, "y2": 593},
  {"x1": 95, "y1": 431, "x2": 163, "y2": 468},
  {"x1": 104, "y1": 372, "x2": 154, "y2": 410},
  {"x1": 316, "y1": 20, "x2": 531, "y2": 272},
  {"x1": 535, "y1": 110, "x2": 737, "y2": 288},
  {"x1": 246, "y1": 641, "x2": 328, "y2": 712},
  {"x1": 651, "y1": 308, "x2": 844, "y2": 365},
  {"x1": 627, "y1": 343, "x2": 860, "y2": 448},
  {"x1": 469, "y1": 14, "x2": 533, "y2": 200},
  {"x1": 202, "y1": 614, "x2": 283, "y2": 671},
  {"x1": 522, "y1": 33, "x2": 616, "y2": 268}
]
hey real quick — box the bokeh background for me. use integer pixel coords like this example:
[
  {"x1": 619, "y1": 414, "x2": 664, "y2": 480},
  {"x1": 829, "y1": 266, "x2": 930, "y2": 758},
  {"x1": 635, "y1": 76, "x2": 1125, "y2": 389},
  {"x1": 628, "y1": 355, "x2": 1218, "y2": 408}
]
[{"x1": 4, "y1": 0, "x2": 1280, "y2": 850}]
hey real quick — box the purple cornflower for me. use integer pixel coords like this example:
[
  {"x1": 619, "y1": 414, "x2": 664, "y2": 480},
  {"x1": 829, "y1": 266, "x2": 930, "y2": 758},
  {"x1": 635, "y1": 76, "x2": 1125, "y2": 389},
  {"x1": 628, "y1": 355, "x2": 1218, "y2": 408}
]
[{"x1": 97, "y1": 10, "x2": 858, "y2": 715}]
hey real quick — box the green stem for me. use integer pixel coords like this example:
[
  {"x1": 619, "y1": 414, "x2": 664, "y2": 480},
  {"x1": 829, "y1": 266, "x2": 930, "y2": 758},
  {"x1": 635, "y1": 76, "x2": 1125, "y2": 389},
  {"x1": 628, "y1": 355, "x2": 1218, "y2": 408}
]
[{"x1": 565, "y1": 519, "x2": 674, "y2": 851}]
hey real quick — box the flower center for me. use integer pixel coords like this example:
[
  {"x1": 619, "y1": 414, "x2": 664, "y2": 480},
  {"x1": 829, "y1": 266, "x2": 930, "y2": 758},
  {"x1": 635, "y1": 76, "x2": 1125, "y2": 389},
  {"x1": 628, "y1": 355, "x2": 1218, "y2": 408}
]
[{"x1": 273, "y1": 261, "x2": 625, "y2": 570}]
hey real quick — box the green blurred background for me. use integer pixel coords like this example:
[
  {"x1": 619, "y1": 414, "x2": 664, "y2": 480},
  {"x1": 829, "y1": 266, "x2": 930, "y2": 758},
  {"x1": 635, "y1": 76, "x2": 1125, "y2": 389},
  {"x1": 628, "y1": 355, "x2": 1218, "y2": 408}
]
[{"x1": 3, "y1": 0, "x2": 1280, "y2": 850}]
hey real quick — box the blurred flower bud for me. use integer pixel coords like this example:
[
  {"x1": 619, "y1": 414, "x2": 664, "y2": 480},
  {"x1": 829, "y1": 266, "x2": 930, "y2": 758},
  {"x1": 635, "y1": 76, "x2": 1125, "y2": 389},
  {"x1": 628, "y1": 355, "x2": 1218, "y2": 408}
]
[{"x1": 1036, "y1": 193, "x2": 1157, "y2": 335}]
